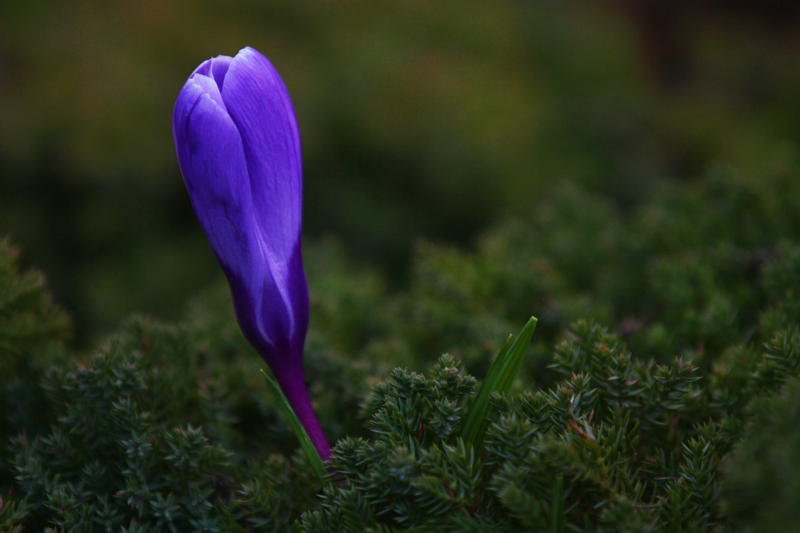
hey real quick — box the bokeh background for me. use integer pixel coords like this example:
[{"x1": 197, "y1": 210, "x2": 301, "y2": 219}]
[{"x1": 2, "y1": 0, "x2": 800, "y2": 345}]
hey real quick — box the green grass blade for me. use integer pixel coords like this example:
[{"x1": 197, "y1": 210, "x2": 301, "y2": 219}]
[
  {"x1": 460, "y1": 316, "x2": 538, "y2": 451},
  {"x1": 552, "y1": 474, "x2": 565, "y2": 533},
  {"x1": 459, "y1": 334, "x2": 512, "y2": 445},
  {"x1": 260, "y1": 370, "x2": 330, "y2": 487},
  {"x1": 495, "y1": 316, "x2": 538, "y2": 395}
]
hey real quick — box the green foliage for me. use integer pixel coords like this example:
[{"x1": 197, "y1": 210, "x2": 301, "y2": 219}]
[
  {"x1": 305, "y1": 334, "x2": 698, "y2": 532},
  {"x1": 461, "y1": 317, "x2": 537, "y2": 453},
  {"x1": 722, "y1": 376, "x2": 800, "y2": 532},
  {"x1": 0, "y1": 239, "x2": 70, "y2": 490},
  {"x1": 0, "y1": 495, "x2": 29, "y2": 533},
  {"x1": 4, "y1": 170, "x2": 800, "y2": 530},
  {"x1": 0, "y1": 238, "x2": 70, "y2": 358},
  {"x1": 304, "y1": 315, "x2": 800, "y2": 532},
  {"x1": 7, "y1": 0, "x2": 800, "y2": 343},
  {"x1": 9, "y1": 320, "x2": 322, "y2": 532}
]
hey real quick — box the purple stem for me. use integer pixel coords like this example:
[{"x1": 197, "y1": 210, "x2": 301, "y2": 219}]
[{"x1": 271, "y1": 364, "x2": 332, "y2": 462}]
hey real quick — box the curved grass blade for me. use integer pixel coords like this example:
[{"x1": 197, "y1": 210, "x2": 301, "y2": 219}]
[
  {"x1": 261, "y1": 370, "x2": 330, "y2": 487},
  {"x1": 460, "y1": 316, "x2": 538, "y2": 452}
]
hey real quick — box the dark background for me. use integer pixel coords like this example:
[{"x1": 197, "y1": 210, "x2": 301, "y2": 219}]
[{"x1": 2, "y1": 0, "x2": 800, "y2": 345}]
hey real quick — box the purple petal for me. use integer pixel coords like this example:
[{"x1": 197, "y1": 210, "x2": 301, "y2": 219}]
[
  {"x1": 173, "y1": 63, "x2": 292, "y2": 357},
  {"x1": 222, "y1": 47, "x2": 308, "y2": 362},
  {"x1": 172, "y1": 70, "x2": 254, "y2": 284}
]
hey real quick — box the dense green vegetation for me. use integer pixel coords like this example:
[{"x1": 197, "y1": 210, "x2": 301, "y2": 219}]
[
  {"x1": 4, "y1": 1, "x2": 800, "y2": 341},
  {"x1": 3, "y1": 169, "x2": 800, "y2": 531}
]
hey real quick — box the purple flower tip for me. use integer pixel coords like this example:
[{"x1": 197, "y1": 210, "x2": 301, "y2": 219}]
[{"x1": 172, "y1": 47, "x2": 330, "y2": 461}]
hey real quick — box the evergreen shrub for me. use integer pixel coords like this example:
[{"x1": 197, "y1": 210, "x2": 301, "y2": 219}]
[{"x1": 3, "y1": 168, "x2": 800, "y2": 531}]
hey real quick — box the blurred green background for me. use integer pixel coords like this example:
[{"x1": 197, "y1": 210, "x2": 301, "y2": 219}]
[{"x1": 2, "y1": 0, "x2": 800, "y2": 345}]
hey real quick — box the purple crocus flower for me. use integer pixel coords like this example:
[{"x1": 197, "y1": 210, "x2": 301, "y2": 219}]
[{"x1": 172, "y1": 46, "x2": 330, "y2": 460}]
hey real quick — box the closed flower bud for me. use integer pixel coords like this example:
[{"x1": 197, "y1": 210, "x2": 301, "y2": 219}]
[{"x1": 172, "y1": 47, "x2": 329, "y2": 460}]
